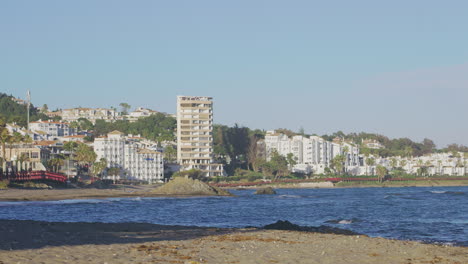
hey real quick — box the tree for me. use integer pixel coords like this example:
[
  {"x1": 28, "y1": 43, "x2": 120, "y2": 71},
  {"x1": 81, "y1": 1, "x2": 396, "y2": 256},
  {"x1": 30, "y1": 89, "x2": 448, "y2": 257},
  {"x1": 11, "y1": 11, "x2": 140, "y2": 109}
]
[
  {"x1": 390, "y1": 158, "x2": 398, "y2": 170},
  {"x1": 107, "y1": 167, "x2": 121, "y2": 183},
  {"x1": 330, "y1": 155, "x2": 346, "y2": 175},
  {"x1": 0, "y1": 127, "x2": 11, "y2": 172},
  {"x1": 91, "y1": 158, "x2": 107, "y2": 178},
  {"x1": 163, "y1": 145, "x2": 177, "y2": 163},
  {"x1": 48, "y1": 157, "x2": 64, "y2": 173},
  {"x1": 366, "y1": 157, "x2": 375, "y2": 175},
  {"x1": 247, "y1": 135, "x2": 259, "y2": 171},
  {"x1": 286, "y1": 153, "x2": 297, "y2": 168},
  {"x1": 119, "y1": 103, "x2": 131, "y2": 115},
  {"x1": 41, "y1": 104, "x2": 48, "y2": 113},
  {"x1": 376, "y1": 165, "x2": 388, "y2": 183},
  {"x1": 400, "y1": 159, "x2": 407, "y2": 169},
  {"x1": 404, "y1": 146, "x2": 413, "y2": 159},
  {"x1": 270, "y1": 150, "x2": 289, "y2": 179},
  {"x1": 74, "y1": 143, "x2": 97, "y2": 174}
]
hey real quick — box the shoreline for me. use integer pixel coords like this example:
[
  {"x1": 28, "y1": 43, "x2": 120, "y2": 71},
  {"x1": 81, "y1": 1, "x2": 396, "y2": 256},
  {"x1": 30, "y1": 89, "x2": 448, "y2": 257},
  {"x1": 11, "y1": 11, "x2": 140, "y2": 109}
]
[
  {"x1": 0, "y1": 219, "x2": 466, "y2": 264},
  {"x1": 0, "y1": 181, "x2": 467, "y2": 202}
]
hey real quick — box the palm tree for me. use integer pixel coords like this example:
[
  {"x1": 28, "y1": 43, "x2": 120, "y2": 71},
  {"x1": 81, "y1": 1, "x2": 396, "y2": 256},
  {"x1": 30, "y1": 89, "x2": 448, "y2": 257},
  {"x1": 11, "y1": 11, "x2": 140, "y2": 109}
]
[
  {"x1": 74, "y1": 143, "x2": 97, "y2": 175},
  {"x1": 63, "y1": 141, "x2": 78, "y2": 177},
  {"x1": 390, "y1": 158, "x2": 398, "y2": 171},
  {"x1": 404, "y1": 146, "x2": 413, "y2": 159},
  {"x1": 366, "y1": 157, "x2": 375, "y2": 175},
  {"x1": 0, "y1": 128, "x2": 11, "y2": 172},
  {"x1": 376, "y1": 165, "x2": 388, "y2": 183},
  {"x1": 91, "y1": 158, "x2": 107, "y2": 178}
]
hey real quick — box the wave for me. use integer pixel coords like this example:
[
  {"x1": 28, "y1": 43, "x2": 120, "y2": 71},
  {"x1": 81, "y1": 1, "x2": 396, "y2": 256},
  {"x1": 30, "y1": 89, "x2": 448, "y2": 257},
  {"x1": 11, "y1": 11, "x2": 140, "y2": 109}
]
[
  {"x1": 429, "y1": 191, "x2": 465, "y2": 195},
  {"x1": 48, "y1": 199, "x2": 112, "y2": 205},
  {"x1": 325, "y1": 218, "x2": 361, "y2": 225},
  {"x1": 278, "y1": 195, "x2": 302, "y2": 199}
]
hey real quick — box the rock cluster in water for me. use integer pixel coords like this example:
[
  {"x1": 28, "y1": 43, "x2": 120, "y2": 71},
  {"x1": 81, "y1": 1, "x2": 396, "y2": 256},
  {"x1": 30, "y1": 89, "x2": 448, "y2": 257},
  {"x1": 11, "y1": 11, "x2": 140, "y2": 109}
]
[
  {"x1": 255, "y1": 187, "x2": 277, "y2": 195},
  {"x1": 263, "y1": 220, "x2": 362, "y2": 236},
  {"x1": 152, "y1": 177, "x2": 232, "y2": 196}
]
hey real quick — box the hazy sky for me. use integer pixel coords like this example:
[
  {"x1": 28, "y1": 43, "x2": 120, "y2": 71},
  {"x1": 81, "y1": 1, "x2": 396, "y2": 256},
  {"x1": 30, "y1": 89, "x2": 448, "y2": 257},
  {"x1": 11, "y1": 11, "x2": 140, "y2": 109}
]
[{"x1": 1, "y1": 1, "x2": 467, "y2": 147}]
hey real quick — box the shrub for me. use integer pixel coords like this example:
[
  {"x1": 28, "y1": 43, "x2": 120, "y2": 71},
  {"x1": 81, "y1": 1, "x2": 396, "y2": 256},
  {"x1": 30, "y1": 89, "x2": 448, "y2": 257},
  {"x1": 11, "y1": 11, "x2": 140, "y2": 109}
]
[{"x1": 0, "y1": 180, "x2": 9, "y2": 189}]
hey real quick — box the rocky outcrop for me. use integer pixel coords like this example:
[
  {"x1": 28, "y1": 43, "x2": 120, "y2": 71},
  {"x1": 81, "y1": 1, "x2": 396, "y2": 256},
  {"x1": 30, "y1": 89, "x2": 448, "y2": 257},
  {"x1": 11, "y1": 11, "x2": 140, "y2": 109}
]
[
  {"x1": 263, "y1": 220, "x2": 361, "y2": 236},
  {"x1": 255, "y1": 187, "x2": 277, "y2": 195},
  {"x1": 152, "y1": 177, "x2": 232, "y2": 196}
]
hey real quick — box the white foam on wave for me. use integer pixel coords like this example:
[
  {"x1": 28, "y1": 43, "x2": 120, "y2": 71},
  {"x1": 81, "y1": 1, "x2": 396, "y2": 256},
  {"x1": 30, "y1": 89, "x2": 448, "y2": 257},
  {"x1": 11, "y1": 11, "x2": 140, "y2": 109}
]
[
  {"x1": 278, "y1": 195, "x2": 301, "y2": 199},
  {"x1": 338, "y1": 220, "x2": 353, "y2": 224},
  {"x1": 430, "y1": 191, "x2": 446, "y2": 194},
  {"x1": 49, "y1": 199, "x2": 111, "y2": 205}
]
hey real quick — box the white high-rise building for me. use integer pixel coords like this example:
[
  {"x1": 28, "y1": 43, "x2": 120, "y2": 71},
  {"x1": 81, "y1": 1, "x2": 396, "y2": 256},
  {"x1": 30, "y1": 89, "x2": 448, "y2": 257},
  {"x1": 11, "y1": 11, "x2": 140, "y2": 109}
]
[
  {"x1": 176, "y1": 96, "x2": 223, "y2": 177},
  {"x1": 94, "y1": 131, "x2": 164, "y2": 183}
]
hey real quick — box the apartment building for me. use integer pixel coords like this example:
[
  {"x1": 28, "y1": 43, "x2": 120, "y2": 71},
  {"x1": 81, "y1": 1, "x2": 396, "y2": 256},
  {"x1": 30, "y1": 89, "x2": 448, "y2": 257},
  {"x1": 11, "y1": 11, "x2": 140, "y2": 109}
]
[
  {"x1": 264, "y1": 130, "x2": 361, "y2": 174},
  {"x1": 94, "y1": 131, "x2": 164, "y2": 183},
  {"x1": 176, "y1": 96, "x2": 223, "y2": 177},
  {"x1": 29, "y1": 120, "x2": 75, "y2": 140},
  {"x1": 126, "y1": 107, "x2": 159, "y2": 122},
  {"x1": 61, "y1": 108, "x2": 118, "y2": 124}
]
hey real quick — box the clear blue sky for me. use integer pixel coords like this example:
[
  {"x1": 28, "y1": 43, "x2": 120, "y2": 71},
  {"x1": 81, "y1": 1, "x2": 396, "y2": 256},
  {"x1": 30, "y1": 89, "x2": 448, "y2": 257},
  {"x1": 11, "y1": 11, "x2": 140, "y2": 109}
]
[{"x1": 1, "y1": 0, "x2": 467, "y2": 147}]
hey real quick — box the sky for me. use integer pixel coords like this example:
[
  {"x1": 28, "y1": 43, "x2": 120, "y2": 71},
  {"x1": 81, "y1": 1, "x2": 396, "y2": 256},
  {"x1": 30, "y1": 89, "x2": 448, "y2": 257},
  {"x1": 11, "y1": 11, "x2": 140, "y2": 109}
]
[{"x1": 1, "y1": 0, "x2": 467, "y2": 147}]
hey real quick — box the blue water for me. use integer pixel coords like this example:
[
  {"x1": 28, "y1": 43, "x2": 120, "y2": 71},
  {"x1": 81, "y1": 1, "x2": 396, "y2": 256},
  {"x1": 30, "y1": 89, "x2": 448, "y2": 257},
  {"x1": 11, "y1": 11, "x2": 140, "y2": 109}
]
[{"x1": 0, "y1": 186, "x2": 467, "y2": 246}]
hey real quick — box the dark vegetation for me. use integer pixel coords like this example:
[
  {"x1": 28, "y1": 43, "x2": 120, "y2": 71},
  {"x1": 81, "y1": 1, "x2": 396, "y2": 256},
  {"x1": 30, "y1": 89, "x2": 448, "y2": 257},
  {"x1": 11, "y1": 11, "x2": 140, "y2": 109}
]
[{"x1": 0, "y1": 93, "x2": 58, "y2": 126}]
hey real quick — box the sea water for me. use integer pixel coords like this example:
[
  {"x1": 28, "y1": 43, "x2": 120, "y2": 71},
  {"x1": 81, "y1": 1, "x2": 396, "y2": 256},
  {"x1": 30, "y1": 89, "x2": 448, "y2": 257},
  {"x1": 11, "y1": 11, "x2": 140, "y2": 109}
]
[{"x1": 0, "y1": 186, "x2": 467, "y2": 246}]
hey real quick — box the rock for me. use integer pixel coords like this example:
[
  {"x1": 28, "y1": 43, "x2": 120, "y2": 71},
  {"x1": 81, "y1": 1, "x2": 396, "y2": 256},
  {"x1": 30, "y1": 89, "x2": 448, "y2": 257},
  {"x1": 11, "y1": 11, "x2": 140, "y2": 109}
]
[
  {"x1": 152, "y1": 177, "x2": 232, "y2": 196},
  {"x1": 255, "y1": 187, "x2": 276, "y2": 195},
  {"x1": 263, "y1": 220, "x2": 361, "y2": 236}
]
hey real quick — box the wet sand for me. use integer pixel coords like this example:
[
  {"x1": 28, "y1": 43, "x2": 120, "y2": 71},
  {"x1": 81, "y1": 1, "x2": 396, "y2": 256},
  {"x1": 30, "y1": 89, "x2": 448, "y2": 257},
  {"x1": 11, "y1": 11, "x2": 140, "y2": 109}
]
[
  {"x1": 0, "y1": 220, "x2": 466, "y2": 264},
  {"x1": 0, "y1": 185, "x2": 164, "y2": 201}
]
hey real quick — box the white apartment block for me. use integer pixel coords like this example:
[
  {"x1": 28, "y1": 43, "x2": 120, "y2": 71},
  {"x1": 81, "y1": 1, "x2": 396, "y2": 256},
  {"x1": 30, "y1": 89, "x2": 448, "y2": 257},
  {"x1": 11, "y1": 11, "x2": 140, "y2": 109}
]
[
  {"x1": 126, "y1": 107, "x2": 159, "y2": 122},
  {"x1": 176, "y1": 96, "x2": 223, "y2": 177},
  {"x1": 264, "y1": 131, "x2": 361, "y2": 175},
  {"x1": 61, "y1": 108, "x2": 118, "y2": 124},
  {"x1": 29, "y1": 120, "x2": 75, "y2": 140},
  {"x1": 377, "y1": 152, "x2": 467, "y2": 176},
  {"x1": 94, "y1": 131, "x2": 164, "y2": 183}
]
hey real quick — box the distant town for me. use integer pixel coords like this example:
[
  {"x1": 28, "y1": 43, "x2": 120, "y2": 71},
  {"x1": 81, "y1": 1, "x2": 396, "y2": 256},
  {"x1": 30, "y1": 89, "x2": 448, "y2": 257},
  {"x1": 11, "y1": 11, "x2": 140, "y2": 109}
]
[{"x1": 0, "y1": 91, "x2": 467, "y2": 185}]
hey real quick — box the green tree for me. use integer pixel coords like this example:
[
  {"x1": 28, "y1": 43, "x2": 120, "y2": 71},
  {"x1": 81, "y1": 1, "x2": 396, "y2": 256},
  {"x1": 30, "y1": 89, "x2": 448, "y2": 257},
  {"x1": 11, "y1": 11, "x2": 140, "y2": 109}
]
[
  {"x1": 366, "y1": 157, "x2": 375, "y2": 175},
  {"x1": 270, "y1": 150, "x2": 289, "y2": 179},
  {"x1": 74, "y1": 143, "x2": 97, "y2": 174},
  {"x1": 119, "y1": 102, "x2": 131, "y2": 115},
  {"x1": 107, "y1": 167, "x2": 121, "y2": 183},
  {"x1": 163, "y1": 145, "x2": 177, "y2": 163},
  {"x1": 286, "y1": 153, "x2": 297, "y2": 168},
  {"x1": 330, "y1": 155, "x2": 346, "y2": 175},
  {"x1": 0, "y1": 127, "x2": 11, "y2": 172},
  {"x1": 390, "y1": 158, "x2": 398, "y2": 170},
  {"x1": 376, "y1": 165, "x2": 388, "y2": 182},
  {"x1": 91, "y1": 158, "x2": 107, "y2": 178}
]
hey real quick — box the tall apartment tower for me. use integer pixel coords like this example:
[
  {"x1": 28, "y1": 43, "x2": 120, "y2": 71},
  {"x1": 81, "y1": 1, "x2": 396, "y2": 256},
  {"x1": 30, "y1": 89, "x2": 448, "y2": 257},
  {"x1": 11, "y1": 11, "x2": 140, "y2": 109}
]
[{"x1": 176, "y1": 96, "x2": 223, "y2": 177}]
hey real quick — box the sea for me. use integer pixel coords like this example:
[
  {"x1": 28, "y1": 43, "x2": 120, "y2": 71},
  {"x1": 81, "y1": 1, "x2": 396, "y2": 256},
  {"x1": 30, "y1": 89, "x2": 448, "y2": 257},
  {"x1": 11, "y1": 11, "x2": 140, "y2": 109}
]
[{"x1": 0, "y1": 186, "x2": 467, "y2": 246}]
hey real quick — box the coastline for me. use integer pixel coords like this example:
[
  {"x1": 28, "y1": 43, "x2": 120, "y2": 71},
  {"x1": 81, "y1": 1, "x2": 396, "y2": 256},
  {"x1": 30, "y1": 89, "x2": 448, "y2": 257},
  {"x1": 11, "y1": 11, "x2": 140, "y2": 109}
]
[
  {"x1": 0, "y1": 220, "x2": 467, "y2": 264},
  {"x1": 0, "y1": 180, "x2": 467, "y2": 202},
  {"x1": 219, "y1": 180, "x2": 468, "y2": 190}
]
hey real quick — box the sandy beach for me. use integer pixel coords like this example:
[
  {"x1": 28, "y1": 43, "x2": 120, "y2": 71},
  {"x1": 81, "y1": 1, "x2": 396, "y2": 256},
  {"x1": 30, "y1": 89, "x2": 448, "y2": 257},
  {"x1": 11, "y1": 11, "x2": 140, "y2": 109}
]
[
  {"x1": 0, "y1": 185, "x2": 163, "y2": 201},
  {"x1": 0, "y1": 220, "x2": 466, "y2": 264}
]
